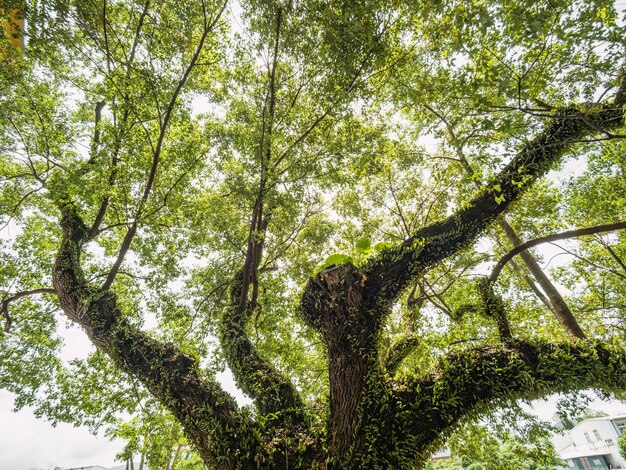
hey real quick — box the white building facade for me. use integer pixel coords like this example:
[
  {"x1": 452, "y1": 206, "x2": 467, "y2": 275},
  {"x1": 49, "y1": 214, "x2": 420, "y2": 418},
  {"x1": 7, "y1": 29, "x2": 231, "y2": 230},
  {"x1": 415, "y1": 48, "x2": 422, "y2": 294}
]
[{"x1": 553, "y1": 415, "x2": 626, "y2": 470}]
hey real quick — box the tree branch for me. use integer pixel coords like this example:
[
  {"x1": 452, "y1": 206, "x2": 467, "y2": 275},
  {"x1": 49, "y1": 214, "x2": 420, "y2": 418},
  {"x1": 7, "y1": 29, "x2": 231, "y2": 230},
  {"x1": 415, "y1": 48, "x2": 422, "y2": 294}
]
[
  {"x1": 53, "y1": 203, "x2": 257, "y2": 467},
  {"x1": 424, "y1": 102, "x2": 585, "y2": 339},
  {"x1": 599, "y1": 240, "x2": 626, "y2": 275},
  {"x1": 218, "y1": 7, "x2": 307, "y2": 426},
  {"x1": 391, "y1": 340, "x2": 626, "y2": 469},
  {"x1": 1, "y1": 288, "x2": 56, "y2": 332},
  {"x1": 384, "y1": 335, "x2": 419, "y2": 375},
  {"x1": 88, "y1": 0, "x2": 152, "y2": 239},
  {"x1": 102, "y1": 1, "x2": 227, "y2": 290},
  {"x1": 87, "y1": 100, "x2": 106, "y2": 165},
  {"x1": 363, "y1": 85, "x2": 626, "y2": 311},
  {"x1": 489, "y1": 221, "x2": 626, "y2": 284}
]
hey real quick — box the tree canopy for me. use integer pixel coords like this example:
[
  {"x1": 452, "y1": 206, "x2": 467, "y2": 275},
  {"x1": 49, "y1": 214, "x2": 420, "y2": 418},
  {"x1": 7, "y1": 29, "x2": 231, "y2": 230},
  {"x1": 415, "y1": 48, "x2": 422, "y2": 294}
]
[{"x1": 1, "y1": 0, "x2": 626, "y2": 468}]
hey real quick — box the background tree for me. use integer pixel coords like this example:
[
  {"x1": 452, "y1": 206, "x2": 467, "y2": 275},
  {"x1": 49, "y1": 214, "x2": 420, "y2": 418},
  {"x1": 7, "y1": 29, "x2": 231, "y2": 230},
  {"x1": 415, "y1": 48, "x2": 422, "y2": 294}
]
[
  {"x1": 427, "y1": 421, "x2": 563, "y2": 470},
  {"x1": 2, "y1": 0, "x2": 626, "y2": 468}
]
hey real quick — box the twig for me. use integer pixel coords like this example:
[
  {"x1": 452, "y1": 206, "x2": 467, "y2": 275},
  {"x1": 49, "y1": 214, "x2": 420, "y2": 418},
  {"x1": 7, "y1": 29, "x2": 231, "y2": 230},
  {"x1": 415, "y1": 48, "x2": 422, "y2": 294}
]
[{"x1": 2, "y1": 288, "x2": 56, "y2": 332}]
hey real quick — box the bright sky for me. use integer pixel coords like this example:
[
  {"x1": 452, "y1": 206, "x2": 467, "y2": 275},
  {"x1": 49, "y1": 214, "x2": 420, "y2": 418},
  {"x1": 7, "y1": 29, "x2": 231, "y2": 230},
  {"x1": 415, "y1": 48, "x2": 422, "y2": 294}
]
[
  {"x1": 0, "y1": 390, "x2": 121, "y2": 470},
  {"x1": 0, "y1": 367, "x2": 250, "y2": 470}
]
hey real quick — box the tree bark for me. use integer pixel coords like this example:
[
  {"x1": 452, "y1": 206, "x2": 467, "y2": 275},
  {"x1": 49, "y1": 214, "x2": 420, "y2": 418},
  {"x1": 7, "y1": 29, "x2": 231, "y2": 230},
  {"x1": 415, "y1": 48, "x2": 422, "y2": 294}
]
[
  {"x1": 52, "y1": 204, "x2": 258, "y2": 468},
  {"x1": 301, "y1": 263, "x2": 375, "y2": 460},
  {"x1": 424, "y1": 101, "x2": 585, "y2": 339},
  {"x1": 392, "y1": 341, "x2": 626, "y2": 469}
]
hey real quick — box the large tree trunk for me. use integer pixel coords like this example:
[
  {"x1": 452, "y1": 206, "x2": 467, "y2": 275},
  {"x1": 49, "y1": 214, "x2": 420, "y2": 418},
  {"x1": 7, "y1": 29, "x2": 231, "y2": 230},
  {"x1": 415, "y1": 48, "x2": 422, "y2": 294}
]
[{"x1": 301, "y1": 263, "x2": 376, "y2": 461}]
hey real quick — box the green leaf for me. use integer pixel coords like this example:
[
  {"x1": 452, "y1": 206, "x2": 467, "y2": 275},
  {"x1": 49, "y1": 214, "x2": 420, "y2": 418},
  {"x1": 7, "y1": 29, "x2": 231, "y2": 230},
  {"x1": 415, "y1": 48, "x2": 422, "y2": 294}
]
[
  {"x1": 323, "y1": 253, "x2": 352, "y2": 266},
  {"x1": 374, "y1": 242, "x2": 394, "y2": 252},
  {"x1": 355, "y1": 237, "x2": 372, "y2": 254}
]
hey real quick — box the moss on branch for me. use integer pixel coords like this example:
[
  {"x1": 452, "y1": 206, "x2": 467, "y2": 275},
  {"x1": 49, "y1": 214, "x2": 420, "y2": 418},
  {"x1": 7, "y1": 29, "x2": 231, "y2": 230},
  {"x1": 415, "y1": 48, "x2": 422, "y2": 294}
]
[
  {"x1": 384, "y1": 335, "x2": 420, "y2": 375},
  {"x1": 53, "y1": 205, "x2": 260, "y2": 468},
  {"x1": 364, "y1": 98, "x2": 626, "y2": 310},
  {"x1": 390, "y1": 340, "x2": 626, "y2": 469},
  {"x1": 219, "y1": 269, "x2": 307, "y2": 427}
]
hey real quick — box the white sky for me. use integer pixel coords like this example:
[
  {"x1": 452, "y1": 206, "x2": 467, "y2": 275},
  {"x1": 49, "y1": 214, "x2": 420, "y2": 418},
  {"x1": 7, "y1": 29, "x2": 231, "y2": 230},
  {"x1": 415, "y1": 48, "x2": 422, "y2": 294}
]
[{"x1": 0, "y1": 390, "x2": 122, "y2": 470}]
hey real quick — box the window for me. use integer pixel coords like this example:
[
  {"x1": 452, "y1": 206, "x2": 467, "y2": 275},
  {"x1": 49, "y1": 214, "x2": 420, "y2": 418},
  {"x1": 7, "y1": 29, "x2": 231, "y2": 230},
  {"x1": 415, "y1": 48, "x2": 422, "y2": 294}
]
[
  {"x1": 584, "y1": 432, "x2": 597, "y2": 449},
  {"x1": 606, "y1": 439, "x2": 614, "y2": 446},
  {"x1": 594, "y1": 429, "x2": 602, "y2": 441}
]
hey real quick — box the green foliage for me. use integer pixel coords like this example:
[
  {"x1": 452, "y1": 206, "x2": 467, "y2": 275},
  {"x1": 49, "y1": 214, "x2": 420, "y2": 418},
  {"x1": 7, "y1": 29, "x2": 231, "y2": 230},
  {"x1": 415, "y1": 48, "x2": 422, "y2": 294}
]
[
  {"x1": 107, "y1": 404, "x2": 199, "y2": 470},
  {"x1": 618, "y1": 433, "x2": 626, "y2": 461},
  {"x1": 429, "y1": 421, "x2": 563, "y2": 470},
  {"x1": 1, "y1": 0, "x2": 626, "y2": 467}
]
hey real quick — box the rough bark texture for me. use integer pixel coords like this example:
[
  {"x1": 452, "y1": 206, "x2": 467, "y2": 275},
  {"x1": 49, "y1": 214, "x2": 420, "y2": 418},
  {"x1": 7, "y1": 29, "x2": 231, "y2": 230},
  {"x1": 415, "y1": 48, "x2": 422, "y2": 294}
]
[
  {"x1": 218, "y1": 267, "x2": 307, "y2": 424},
  {"x1": 393, "y1": 341, "x2": 626, "y2": 469},
  {"x1": 52, "y1": 204, "x2": 259, "y2": 469},
  {"x1": 300, "y1": 263, "x2": 378, "y2": 461}
]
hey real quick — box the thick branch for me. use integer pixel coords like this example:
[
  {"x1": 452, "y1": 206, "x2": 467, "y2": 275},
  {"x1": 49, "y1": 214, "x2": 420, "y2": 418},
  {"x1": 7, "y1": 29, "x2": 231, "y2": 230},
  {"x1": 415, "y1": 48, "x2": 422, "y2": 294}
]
[
  {"x1": 53, "y1": 204, "x2": 256, "y2": 467},
  {"x1": 216, "y1": 8, "x2": 305, "y2": 425},
  {"x1": 384, "y1": 335, "x2": 419, "y2": 375},
  {"x1": 427, "y1": 102, "x2": 584, "y2": 338},
  {"x1": 490, "y1": 221, "x2": 626, "y2": 284},
  {"x1": 220, "y1": 222, "x2": 307, "y2": 423},
  {"x1": 218, "y1": 300, "x2": 306, "y2": 424},
  {"x1": 87, "y1": 100, "x2": 105, "y2": 165},
  {"x1": 392, "y1": 340, "x2": 626, "y2": 469},
  {"x1": 474, "y1": 278, "x2": 512, "y2": 341},
  {"x1": 364, "y1": 92, "x2": 626, "y2": 309}
]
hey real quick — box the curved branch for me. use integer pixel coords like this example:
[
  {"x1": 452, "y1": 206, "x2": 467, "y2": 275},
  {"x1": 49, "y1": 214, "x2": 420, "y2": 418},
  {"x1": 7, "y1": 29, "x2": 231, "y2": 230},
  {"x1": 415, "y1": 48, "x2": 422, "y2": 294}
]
[
  {"x1": 391, "y1": 340, "x2": 626, "y2": 469},
  {"x1": 219, "y1": 212, "x2": 306, "y2": 424},
  {"x1": 363, "y1": 85, "x2": 626, "y2": 310},
  {"x1": 489, "y1": 221, "x2": 626, "y2": 284},
  {"x1": 1, "y1": 288, "x2": 56, "y2": 332},
  {"x1": 53, "y1": 204, "x2": 257, "y2": 467},
  {"x1": 218, "y1": 296, "x2": 306, "y2": 424},
  {"x1": 215, "y1": 7, "x2": 307, "y2": 427}
]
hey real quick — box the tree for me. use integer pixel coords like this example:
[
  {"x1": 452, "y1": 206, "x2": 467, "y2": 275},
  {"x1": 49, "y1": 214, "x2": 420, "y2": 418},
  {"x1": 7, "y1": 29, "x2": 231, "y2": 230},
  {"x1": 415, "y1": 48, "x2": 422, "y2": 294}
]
[
  {"x1": 1, "y1": 0, "x2": 626, "y2": 468},
  {"x1": 427, "y1": 424, "x2": 563, "y2": 470}
]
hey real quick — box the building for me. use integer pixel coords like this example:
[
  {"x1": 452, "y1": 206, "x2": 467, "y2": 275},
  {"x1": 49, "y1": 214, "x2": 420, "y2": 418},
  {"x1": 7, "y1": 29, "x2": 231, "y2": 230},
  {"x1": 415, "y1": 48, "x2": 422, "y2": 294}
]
[
  {"x1": 431, "y1": 447, "x2": 452, "y2": 462},
  {"x1": 553, "y1": 414, "x2": 626, "y2": 470}
]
